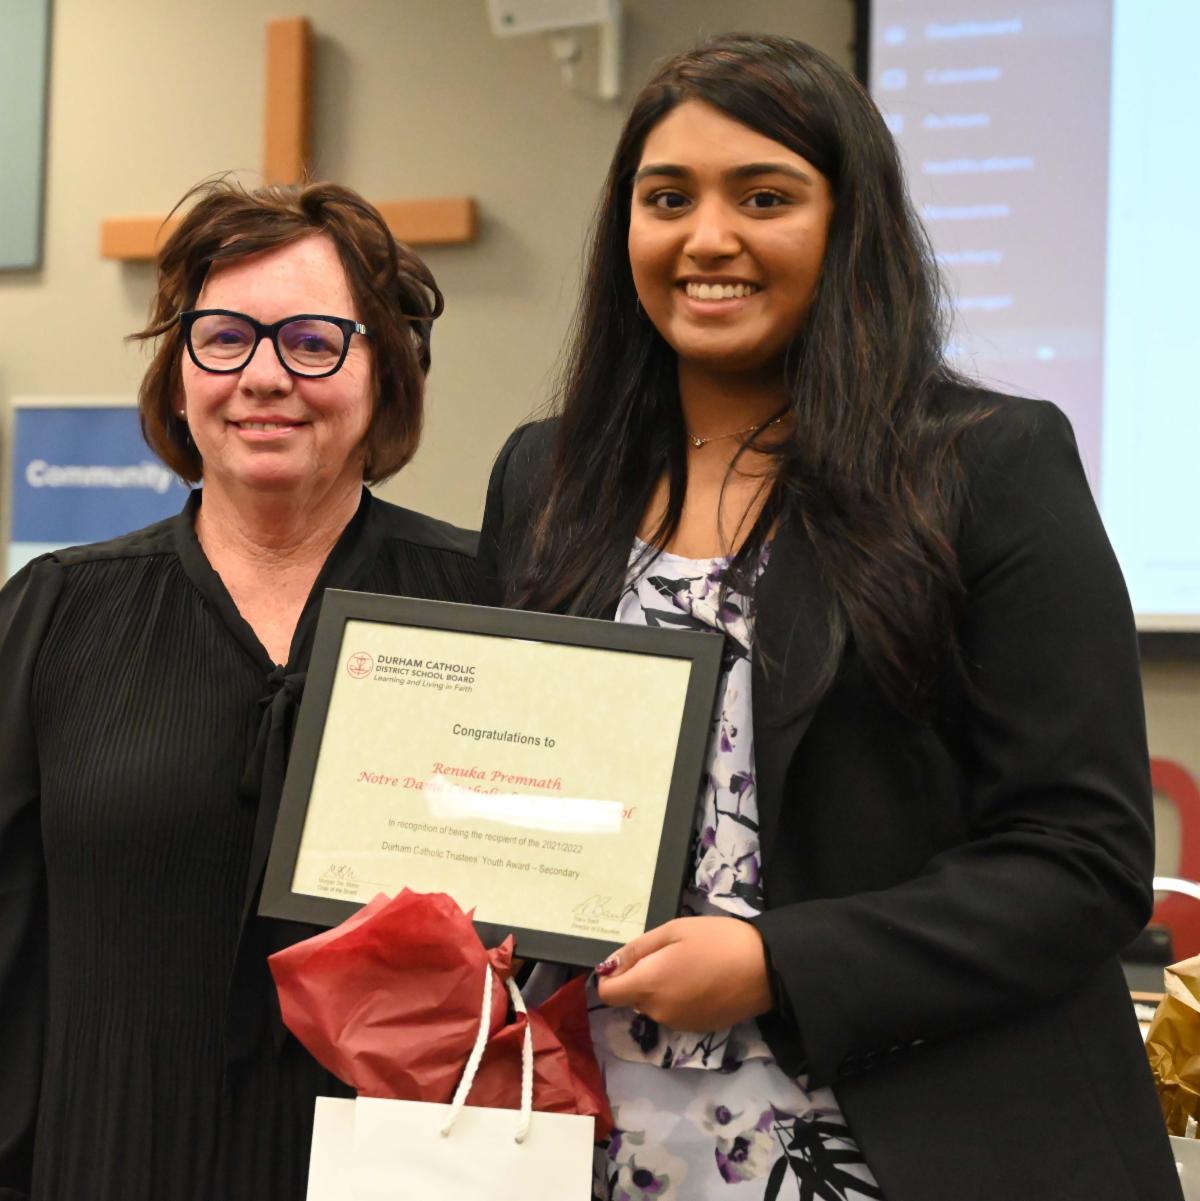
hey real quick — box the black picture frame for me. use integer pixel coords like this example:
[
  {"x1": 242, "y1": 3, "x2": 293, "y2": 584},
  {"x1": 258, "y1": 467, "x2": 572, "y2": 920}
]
[{"x1": 260, "y1": 590, "x2": 724, "y2": 967}]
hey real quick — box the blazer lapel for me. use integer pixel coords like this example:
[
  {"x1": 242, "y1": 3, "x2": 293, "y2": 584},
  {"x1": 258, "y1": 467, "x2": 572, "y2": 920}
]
[{"x1": 752, "y1": 513, "x2": 838, "y2": 863}]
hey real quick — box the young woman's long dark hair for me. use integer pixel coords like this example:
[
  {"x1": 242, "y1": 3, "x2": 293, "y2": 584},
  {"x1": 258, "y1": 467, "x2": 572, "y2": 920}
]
[{"x1": 514, "y1": 34, "x2": 990, "y2": 714}]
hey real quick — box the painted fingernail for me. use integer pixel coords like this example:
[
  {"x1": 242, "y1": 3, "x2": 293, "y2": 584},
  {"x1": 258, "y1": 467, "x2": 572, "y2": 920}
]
[{"x1": 594, "y1": 955, "x2": 620, "y2": 977}]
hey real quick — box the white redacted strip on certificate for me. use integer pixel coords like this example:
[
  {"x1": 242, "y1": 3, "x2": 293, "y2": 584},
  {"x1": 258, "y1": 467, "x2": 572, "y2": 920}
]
[{"x1": 291, "y1": 618, "x2": 694, "y2": 945}]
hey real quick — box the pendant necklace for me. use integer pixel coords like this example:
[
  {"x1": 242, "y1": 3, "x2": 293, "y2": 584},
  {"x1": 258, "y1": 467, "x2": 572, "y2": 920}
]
[{"x1": 687, "y1": 414, "x2": 784, "y2": 449}]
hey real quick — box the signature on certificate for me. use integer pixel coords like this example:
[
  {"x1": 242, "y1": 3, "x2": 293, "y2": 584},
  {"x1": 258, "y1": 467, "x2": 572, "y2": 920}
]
[
  {"x1": 317, "y1": 863, "x2": 364, "y2": 897},
  {"x1": 571, "y1": 894, "x2": 642, "y2": 924}
]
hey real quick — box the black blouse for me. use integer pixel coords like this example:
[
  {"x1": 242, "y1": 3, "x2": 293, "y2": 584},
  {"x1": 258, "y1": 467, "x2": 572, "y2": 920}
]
[{"x1": 0, "y1": 490, "x2": 481, "y2": 1201}]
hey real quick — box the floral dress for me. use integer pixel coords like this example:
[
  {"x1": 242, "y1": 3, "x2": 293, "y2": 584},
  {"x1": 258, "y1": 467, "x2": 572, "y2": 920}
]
[{"x1": 591, "y1": 542, "x2": 883, "y2": 1201}]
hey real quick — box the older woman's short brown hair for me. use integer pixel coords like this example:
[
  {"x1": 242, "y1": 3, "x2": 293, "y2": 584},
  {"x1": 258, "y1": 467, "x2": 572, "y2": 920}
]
[{"x1": 133, "y1": 178, "x2": 443, "y2": 484}]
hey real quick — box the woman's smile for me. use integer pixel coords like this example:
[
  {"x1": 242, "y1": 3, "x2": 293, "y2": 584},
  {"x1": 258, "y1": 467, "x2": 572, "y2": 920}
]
[
  {"x1": 680, "y1": 278, "x2": 763, "y2": 302},
  {"x1": 677, "y1": 277, "x2": 765, "y2": 320},
  {"x1": 228, "y1": 415, "x2": 309, "y2": 439}
]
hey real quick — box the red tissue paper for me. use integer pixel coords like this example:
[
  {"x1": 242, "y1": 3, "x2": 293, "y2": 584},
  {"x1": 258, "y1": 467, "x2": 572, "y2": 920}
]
[{"x1": 268, "y1": 889, "x2": 612, "y2": 1139}]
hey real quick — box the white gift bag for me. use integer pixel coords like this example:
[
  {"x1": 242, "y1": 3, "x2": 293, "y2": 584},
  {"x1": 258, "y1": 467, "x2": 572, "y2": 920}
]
[
  {"x1": 306, "y1": 969, "x2": 596, "y2": 1200},
  {"x1": 1172, "y1": 1135, "x2": 1200, "y2": 1201}
]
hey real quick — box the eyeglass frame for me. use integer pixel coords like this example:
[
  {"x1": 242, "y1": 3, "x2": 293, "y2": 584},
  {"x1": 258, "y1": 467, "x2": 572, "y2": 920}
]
[{"x1": 178, "y1": 308, "x2": 371, "y2": 380}]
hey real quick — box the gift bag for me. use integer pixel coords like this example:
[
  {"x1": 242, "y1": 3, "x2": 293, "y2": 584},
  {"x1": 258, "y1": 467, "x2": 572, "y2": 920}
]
[
  {"x1": 1147, "y1": 953, "x2": 1200, "y2": 1134},
  {"x1": 306, "y1": 965, "x2": 595, "y2": 1199},
  {"x1": 1171, "y1": 1135, "x2": 1200, "y2": 1201},
  {"x1": 270, "y1": 889, "x2": 610, "y2": 1137}
]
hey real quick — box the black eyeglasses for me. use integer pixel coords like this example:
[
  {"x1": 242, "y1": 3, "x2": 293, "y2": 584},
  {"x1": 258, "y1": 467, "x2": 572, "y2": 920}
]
[{"x1": 179, "y1": 309, "x2": 370, "y2": 379}]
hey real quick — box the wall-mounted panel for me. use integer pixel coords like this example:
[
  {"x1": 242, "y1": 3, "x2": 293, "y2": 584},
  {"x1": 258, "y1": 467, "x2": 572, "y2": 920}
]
[{"x1": 0, "y1": 0, "x2": 52, "y2": 269}]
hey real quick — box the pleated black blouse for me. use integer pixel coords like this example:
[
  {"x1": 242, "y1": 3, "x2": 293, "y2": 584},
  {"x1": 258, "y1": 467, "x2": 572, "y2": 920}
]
[{"x1": 0, "y1": 490, "x2": 481, "y2": 1201}]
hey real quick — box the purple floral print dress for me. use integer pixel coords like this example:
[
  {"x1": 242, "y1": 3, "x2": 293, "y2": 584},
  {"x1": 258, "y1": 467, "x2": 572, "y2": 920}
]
[{"x1": 590, "y1": 541, "x2": 883, "y2": 1201}]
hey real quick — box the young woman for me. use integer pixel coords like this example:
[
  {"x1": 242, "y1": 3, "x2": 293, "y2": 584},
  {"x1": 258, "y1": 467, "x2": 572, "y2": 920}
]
[{"x1": 480, "y1": 34, "x2": 1178, "y2": 1201}]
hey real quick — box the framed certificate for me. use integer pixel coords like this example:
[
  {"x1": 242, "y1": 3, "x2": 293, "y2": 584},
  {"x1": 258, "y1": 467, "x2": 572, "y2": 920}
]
[{"x1": 260, "y1": 591, "x2": 723, "y2": 967}]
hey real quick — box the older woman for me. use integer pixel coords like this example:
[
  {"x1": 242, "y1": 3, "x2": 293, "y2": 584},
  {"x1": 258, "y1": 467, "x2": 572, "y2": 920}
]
[{"x1": 0, "y1": 181, "x2": 479, "y2": 1201}]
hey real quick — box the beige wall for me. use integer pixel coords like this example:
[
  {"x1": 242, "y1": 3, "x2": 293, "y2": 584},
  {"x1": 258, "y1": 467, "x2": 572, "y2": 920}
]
[{"x1": 1, "y1": 0, "x2": 1196, "y2": 815}]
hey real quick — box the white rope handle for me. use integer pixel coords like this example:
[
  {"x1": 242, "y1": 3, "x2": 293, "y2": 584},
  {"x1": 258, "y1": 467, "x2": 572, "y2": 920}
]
[
  {"x1": 439, "y1": 962, "x2": 494, "y2": 1136},
  {"x1": 439, "y1": 967, "x2": 535, "y2": 1144},
  {"x1": 508, "y1": 977, "x2": 533, "y2": 1144}
]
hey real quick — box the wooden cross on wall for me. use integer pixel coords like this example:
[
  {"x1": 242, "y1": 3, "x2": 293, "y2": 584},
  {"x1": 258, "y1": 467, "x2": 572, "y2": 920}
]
[{"x1": 100, "y1": 17, "x2": 477, "y2": 260}]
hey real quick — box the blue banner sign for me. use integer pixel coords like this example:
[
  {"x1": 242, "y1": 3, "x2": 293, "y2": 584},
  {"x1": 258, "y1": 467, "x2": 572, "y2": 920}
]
[{"x1": 5, "y1": 400, "x2": 190, "y2": 578}]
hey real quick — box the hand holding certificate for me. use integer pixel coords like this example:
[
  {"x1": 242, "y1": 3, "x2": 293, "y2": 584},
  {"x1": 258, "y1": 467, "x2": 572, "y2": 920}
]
[{"x1": 261, "y1": 592, "x2": 722, "y2": 965}]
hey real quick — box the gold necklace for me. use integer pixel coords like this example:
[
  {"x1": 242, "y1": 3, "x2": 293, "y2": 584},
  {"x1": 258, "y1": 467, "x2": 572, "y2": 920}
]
[{"x1": 687, "y1": 414, "x2": 784, "y2": 449}]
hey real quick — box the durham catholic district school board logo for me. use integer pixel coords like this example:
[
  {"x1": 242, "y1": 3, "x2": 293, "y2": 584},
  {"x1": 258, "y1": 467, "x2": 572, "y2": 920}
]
[{"x1": 345, "y1": 652, "x2": 374, "y2": 679}]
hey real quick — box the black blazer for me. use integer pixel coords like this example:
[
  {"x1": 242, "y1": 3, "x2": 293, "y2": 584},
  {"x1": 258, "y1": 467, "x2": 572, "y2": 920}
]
[{"x1": 479, "y1": 389, "x2": 1180, "y2": 1201}]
